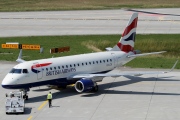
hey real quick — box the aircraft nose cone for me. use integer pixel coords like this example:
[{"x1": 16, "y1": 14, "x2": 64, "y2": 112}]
[
  {"x1": 1, "y1": 84, "x2": 7, "y2": 88},
  {"x1": 2, "y1": 78, "x2": 9, "y2": 89},
  {"x1": 1, "y1": 75, "x2": 14, "y2": 89}
]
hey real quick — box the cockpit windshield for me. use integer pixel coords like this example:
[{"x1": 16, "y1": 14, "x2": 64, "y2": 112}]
[
  {"x1": 9, "y1": 68, "x2": 22, "y2": 74},
  {"x1": 9, "y1": 68, "x2": 28, "y2": 74}
]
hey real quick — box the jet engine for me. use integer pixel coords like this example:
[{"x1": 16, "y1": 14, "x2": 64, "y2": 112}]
[{"x1": 75, "y1": 78, "x2": 98, "y2": 93}]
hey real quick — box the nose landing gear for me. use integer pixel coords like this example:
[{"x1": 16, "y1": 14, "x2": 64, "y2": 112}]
[
  {"x1": 21, "y1": 89, "x2": 29, "y2": 100},
  {"x1": 23, "y1": 94, "x2": 28, "y2": 100}
]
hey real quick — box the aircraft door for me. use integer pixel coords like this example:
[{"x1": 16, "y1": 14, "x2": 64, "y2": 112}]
[
  {"x1": 33, "y1": 62, "x2": 43, "y2": 80},
  {"x1": 111, "y1": 53, "x2": 117, "y2": 68}
]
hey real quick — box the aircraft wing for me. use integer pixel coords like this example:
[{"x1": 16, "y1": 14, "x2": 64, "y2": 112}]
[{"x1": 70, "y1": 60, "x2": 178, "y2": 79}]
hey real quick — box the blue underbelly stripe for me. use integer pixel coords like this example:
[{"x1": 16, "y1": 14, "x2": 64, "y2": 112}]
[{"x1": 2, "y1": 70, "x2": 112, "y2": 89}]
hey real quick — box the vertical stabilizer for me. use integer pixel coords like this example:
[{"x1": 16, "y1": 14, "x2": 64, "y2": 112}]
[
  {"x1": 111, "y1": 13, "x2": 138, "y2": 52},
  {"x1": 16, "y1": 49, "x2": 26, "y2": 63}
]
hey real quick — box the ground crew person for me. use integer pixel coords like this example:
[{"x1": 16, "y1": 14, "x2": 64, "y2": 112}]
[{"x1": 47, "y1": 92, "x2": 52, "y2": 108}]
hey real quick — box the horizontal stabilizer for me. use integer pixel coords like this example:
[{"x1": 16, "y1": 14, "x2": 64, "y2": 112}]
[
  {"x1": 127, "y1": 51, "x2": 166, "y2": 58},
  {"x1": 105, "y1": 47, "x2": 112, "y2": 51}
]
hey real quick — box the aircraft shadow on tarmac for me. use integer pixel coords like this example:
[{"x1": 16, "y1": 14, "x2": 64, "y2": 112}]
[
  {"x1": 82, "y1": 75, "x2": 180, "y2": 97},
  {"x1": 32, "y1": 87, "x2": 51, "y2": 92},
  {"x1": 24, "y1": 107, "x2": 32, "y2": 114},
  {"x1": 26, "y1": 76, "x2": 180, "y2": 103}
]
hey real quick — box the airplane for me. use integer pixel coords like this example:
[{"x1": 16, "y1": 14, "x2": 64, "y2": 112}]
[{"x1": 1, "y1": 13, "x2": 178, "y2": 100}]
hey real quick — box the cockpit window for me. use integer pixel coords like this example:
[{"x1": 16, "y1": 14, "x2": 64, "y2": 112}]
[
  {"x1": 23, "y1": 69, "x2": 28, "y2": 74},
  {"x1": 9, "y1": 68, "x2": 22, "y2": 74}
]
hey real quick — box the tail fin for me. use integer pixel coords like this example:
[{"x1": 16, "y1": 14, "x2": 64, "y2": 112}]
[
  {"x1": 16, "y1": 49, "x2": 26, "y2": 63},
  {"x1": 111, "y1": 12, "x2": 138, "y2": 52}
]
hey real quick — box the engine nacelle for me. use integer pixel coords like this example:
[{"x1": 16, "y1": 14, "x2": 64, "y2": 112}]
[{"x1": 75, "y1": 79, "x2": 95, "y2": 93}]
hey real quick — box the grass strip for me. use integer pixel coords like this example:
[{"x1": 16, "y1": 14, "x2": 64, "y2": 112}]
[
  {"x1": 0, "y1": 34, "x2": 179, "y2": 69},
  {"x1": 0, "y1": 0, "x2": 180, "y2": 12}
]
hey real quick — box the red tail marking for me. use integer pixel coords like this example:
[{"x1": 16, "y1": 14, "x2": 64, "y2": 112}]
[
  {"x1": 122, "y1": 17, "x2": 138, "y2": 37},
  {"x1": 117, "y1": 43, "x2": 134, "y2": 52}
]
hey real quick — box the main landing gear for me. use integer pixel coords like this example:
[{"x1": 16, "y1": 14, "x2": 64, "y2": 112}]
[{"x1": 92, "y1": 83, "x2": 98, "y2": 92}]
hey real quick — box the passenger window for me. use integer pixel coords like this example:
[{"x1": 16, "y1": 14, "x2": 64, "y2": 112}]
[
  {"x1": 23, "y1": 69, "x2": 28, "y2": 74},
  {"x1": 89, "y1": 62, "x2": 91, "y2": 65},
  {"x1": 62, "y1": 66, "x2": 64, "y2": 68},
  {"x1": 107, "y1": 60, "x2": 109, "y2": 62},
  {"x1": 46, "y1": 68, "x2": 48, "y2": 71},
  {"x1": 77, "y1": 64, "x2": 79, "y2": 66},
  {"x1": 82, "y1": 63, "x2": 84, "y2": 66},
  {"x1": 85, "y1": 62, "x2": 87, "y2": 65},
  {"x1": 93, "y1": 61, "x2": 95, "y2": 64},
  {"x1": 103, "y1": 60, "x2": 105, "y2": 63},
  {"x1": 58, "y1": 66, "x2": 60, "y2": 69},
  {"x1": 96, "y1": 61, "x2": 98, "y2": 64},
  {"x1": 50, "y1": 67, "x2": 52, "y2": 70},
  {"x1": 74, "y1": 64, "x2": 76, "y2": 67},
  {"x1": 110, "y1": 59, "x2": 112, "y2": 62},
  {"x1": 100, "y1": 60, "x2": 102, "y2": 63},
  {"x1": 54, "y1": 67, "x2": 56, "y2": 69}
]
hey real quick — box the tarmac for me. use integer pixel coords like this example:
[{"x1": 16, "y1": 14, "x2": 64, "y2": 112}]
[
  {"x1": 0, "y1": 8, "x2": 180, "y2": 120},
  {"x1": 0, "y1": 61, "x2": 180, "y2": 120},
  {"x1": 0, "y1": 8, "x2": 180, "y2": 37}
]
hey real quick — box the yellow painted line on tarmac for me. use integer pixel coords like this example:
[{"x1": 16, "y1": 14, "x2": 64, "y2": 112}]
[
  {"x1": 27, "y1": 115, "x2": 33, "y2": 120},
  {"x1": 38, "y1": 100, "x2": 48, "y2": 110}
]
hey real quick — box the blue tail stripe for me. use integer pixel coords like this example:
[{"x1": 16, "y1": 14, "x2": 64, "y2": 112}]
[{"x1": 123, "y1": 32, "x2": 136, "y2": 42}]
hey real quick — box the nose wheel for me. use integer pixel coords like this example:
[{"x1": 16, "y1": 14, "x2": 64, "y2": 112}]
[
  {"x1": 23, "y1": 94, "x2": 28, "y2": 100},
  {"x1": 21, "y1": 89, "x2": 29, "y2": 100}
]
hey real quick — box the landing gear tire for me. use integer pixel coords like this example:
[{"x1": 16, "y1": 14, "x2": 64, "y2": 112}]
[
  {"x1": 25, "y1": 95, "x2": 28, "y2": 100},
  {"x1": 92, "y1": 85, "x2": 98, "y2": 92},
  {"x1": 21, "y1": 88, "x2": 29, "y2": 100},
  {"x1": 23, "y1": 95, "x2": 28, "y2": 100}
]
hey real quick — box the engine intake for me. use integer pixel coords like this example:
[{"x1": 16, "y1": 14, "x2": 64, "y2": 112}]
[{"x1": 75, "y1": 79, "x2": 95, "y2": 92}]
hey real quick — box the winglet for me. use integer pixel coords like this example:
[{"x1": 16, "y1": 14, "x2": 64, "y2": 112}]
[
  {"x1": 168, "y1": 60, "x2": 178, "y2": 72},
  {"x1": 16, "y1": 49, "x2": 26, "y2": 63}
]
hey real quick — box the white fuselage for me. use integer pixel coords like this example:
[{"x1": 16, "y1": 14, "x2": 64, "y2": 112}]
[{"x1": 2, "y1": 51, "x2": 135, "y2": 89}]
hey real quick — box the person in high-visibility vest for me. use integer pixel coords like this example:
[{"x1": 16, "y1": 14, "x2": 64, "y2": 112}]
[{"x1": 47, "y1": 92, "x2": 52, "y2": 108}]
